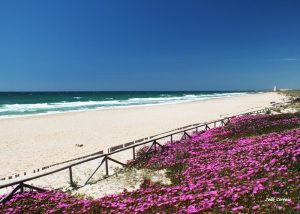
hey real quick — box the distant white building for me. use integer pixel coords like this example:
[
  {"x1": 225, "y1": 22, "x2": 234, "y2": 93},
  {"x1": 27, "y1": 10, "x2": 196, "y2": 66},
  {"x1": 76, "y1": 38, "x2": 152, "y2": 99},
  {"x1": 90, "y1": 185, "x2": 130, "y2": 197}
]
[{"x1": 273, "y1": 86, "x2": 277, "y2": 92}]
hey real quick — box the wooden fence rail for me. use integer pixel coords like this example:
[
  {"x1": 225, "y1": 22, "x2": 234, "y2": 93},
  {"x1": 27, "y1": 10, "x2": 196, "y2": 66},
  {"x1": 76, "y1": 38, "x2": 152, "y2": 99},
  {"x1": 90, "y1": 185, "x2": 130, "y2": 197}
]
[{"x1": 0, "y1": 105, "x2": 278, "y2": 204}]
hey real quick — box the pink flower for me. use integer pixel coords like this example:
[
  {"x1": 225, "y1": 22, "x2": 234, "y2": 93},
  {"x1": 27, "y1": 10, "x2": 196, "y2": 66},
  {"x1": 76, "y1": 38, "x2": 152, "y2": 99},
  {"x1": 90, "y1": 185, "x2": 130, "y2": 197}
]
[
  {"x1": 189, "y1": 182, "x2": 195, "y2": 189},
  {"x1": 232, "y1": 206, "x2": 244, "y2": 212},
  {"x1": 187, "y1": 205, "x2": 197, "y2": 213},
  {"x1": 270, "y1": 159, "x2": 277, "y2": 164},
  {"x1": 277, "y1": 206, "x2": 284, "y2": 210}
]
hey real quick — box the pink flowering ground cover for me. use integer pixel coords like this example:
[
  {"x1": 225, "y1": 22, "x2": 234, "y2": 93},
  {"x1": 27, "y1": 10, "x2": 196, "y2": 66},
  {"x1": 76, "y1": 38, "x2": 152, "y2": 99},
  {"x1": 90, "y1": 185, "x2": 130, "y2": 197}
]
[
  {"x1": 210, "y1": 113, "x2": 300, "y2": 139},
  {"x1": 1, "y1": 114, "x2": 300, "y2": 213}
]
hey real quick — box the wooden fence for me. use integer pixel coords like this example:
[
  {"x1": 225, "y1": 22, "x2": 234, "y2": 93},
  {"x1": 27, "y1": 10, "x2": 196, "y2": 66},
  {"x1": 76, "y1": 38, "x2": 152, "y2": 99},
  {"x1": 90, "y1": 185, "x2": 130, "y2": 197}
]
[{"x1": 0, "y1": 106, "x2": 276, "y2": 204}]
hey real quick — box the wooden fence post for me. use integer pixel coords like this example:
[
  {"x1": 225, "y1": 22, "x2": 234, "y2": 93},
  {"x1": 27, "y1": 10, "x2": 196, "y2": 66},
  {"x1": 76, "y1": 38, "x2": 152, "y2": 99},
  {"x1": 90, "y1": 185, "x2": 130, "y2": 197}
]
[
  {"x1": 20, "y1": 182, "x2": 24, "y2": 193},
  {"x1": 133, "y1": 147, "x2": 136, "y2": 160},
  {"x1": 105, "y1": 156, "x2": 109, "y2": 176},
  {"x1": 69, "y1": 167, "x2": 74, "y2": 187}
]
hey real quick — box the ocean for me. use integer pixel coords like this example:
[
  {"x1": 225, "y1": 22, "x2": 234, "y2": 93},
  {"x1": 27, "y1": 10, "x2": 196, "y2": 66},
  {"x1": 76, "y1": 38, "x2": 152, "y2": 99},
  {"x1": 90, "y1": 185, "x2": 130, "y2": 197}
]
[{"x1": 0, "y1": 91, "x2": 252, "y2": 118}]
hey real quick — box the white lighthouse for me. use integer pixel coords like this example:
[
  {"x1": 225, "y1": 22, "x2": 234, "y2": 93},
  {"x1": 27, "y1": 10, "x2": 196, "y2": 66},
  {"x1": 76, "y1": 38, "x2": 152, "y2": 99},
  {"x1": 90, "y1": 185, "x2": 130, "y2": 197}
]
[{"x1": 273, "y1": 86, "x2": 277, "y2": 92}]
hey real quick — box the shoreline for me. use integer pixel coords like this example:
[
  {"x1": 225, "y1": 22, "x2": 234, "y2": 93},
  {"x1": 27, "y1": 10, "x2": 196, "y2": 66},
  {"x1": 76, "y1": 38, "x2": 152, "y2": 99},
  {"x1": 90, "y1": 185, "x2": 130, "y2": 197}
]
[
  {"x1": 0, "y1": 92, "x2": 250, "y2": 120},
  {"x1": 0, "y1": 92, "x2": 285, "y2": 177}
]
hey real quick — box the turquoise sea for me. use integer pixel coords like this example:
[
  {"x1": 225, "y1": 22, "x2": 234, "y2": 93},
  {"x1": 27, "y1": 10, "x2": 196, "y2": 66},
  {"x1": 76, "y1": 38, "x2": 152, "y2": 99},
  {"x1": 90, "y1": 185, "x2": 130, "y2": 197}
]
[{"x1": 0, "y1": 91, "x2": 253, "y2": 118}]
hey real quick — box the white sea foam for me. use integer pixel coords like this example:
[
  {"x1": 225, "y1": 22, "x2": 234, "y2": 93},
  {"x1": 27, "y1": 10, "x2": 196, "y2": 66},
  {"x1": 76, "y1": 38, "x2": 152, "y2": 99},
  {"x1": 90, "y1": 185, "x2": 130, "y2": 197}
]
[
  {"x1": 0, "y1": 101, "x2": 122, "y2": 113},
  {"x1": 127, "y1": 93, "x2": 246, "y2": 104},
  {"x1": 0, "y1": 92, "x2": 248, "y2": 118}
]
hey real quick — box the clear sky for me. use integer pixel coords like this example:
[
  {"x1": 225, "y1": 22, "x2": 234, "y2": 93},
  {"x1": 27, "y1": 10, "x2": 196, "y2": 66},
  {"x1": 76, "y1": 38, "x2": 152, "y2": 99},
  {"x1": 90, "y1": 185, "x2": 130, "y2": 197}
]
[{"x1": 0, "y1": 0, "x2": 299, "y2": 91}]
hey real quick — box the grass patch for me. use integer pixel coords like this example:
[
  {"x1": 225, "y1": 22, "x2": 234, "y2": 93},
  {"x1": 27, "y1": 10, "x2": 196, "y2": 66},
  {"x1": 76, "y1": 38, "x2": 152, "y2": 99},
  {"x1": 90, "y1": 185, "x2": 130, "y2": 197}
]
[
  {"x1": 165, "y1": 163, "x2": 186, "y2": 185},
  {"x1": 280, "y1": 90, "x2": 300, "y2": 98}
]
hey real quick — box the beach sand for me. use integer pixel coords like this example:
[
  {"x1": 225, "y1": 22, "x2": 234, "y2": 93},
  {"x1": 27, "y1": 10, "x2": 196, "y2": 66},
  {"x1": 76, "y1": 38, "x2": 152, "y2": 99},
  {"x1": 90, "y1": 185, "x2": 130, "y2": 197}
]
[{"x1": 0, "y1": 92, "x2": 284, "y2": 179}]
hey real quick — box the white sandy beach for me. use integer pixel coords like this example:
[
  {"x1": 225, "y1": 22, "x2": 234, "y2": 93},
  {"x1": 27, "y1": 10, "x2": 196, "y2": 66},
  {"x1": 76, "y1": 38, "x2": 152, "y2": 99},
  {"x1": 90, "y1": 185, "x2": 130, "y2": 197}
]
[{"x1": 0, "y1": 92, "x2": 284, "y2": 180}]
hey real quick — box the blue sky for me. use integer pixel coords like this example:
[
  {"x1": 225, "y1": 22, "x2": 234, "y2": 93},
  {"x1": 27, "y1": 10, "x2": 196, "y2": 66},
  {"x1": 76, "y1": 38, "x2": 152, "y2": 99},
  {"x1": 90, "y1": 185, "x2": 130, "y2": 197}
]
[{"x1": 0, "y1": 0, "x2": 299, "y2": 91}]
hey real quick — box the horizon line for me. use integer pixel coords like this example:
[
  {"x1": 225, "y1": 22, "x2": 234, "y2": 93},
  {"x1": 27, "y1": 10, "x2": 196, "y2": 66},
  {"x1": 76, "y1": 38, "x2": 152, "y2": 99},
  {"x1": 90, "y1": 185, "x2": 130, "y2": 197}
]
[{"x1": 0, "y1": 89, "x2": 273, "y2": 93}]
